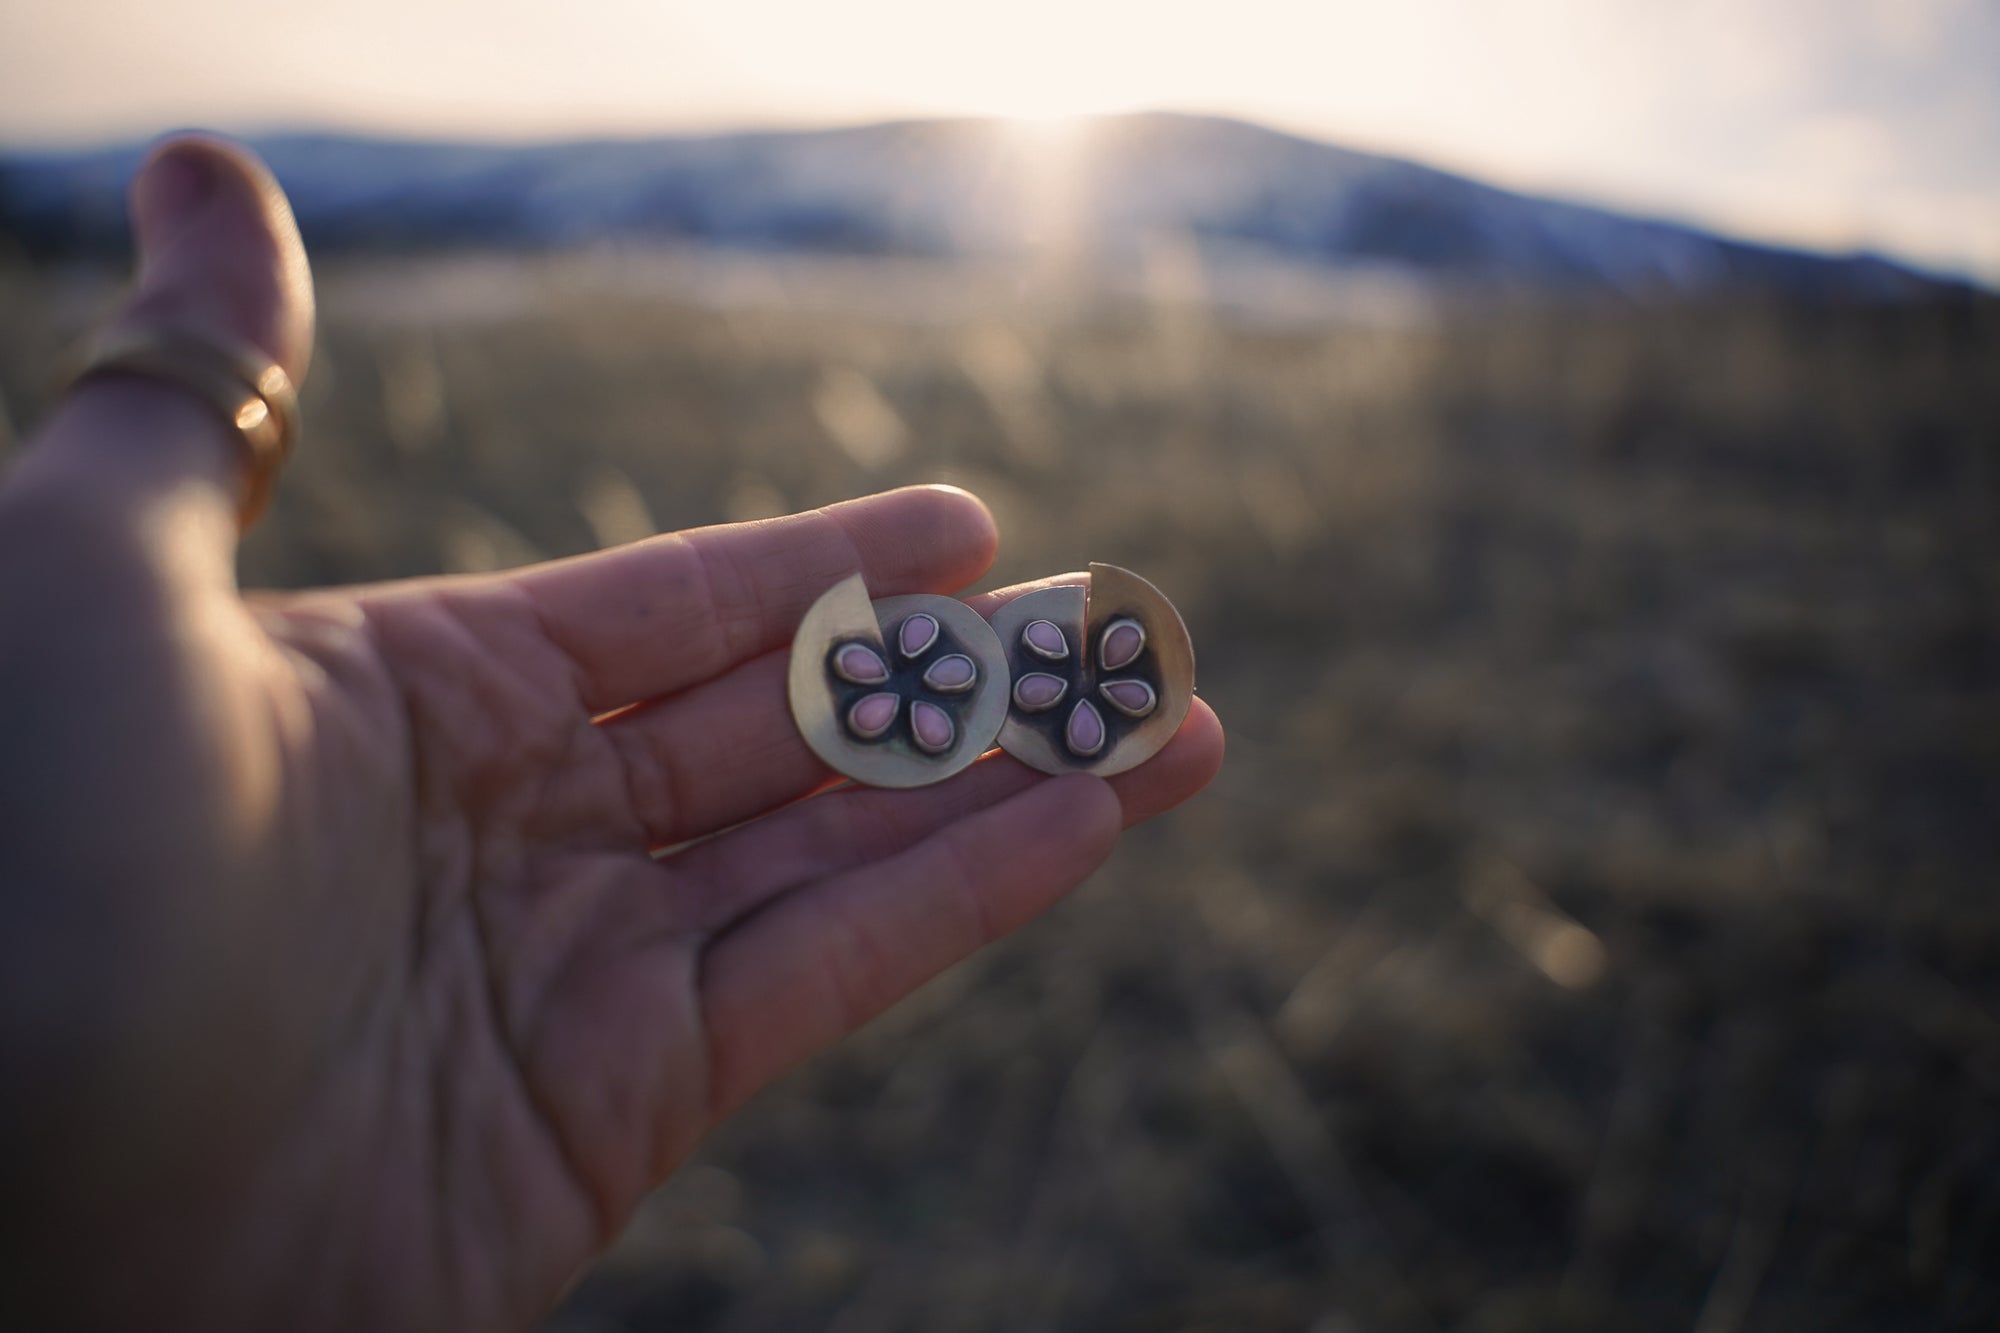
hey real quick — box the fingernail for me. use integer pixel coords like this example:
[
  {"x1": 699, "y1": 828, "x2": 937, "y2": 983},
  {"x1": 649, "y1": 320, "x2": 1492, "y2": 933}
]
[{"x1": 138, "y1": 143, "x2": 217, "y2": 236}]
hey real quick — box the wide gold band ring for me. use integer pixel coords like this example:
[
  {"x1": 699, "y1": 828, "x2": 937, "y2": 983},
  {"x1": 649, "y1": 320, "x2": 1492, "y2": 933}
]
[{"x1": 70, "y1": 325, "x2": 300, "y2": 528}]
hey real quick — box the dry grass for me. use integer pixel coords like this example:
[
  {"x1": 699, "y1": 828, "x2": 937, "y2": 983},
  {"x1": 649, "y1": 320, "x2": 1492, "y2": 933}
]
[{"x1": 3, "y1": 251, "x2": 1997, "y2": 1332}]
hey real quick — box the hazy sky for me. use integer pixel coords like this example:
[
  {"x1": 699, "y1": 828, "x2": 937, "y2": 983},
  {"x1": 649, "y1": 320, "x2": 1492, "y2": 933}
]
[{"x1": 4, "y1": 0, "x2": 1997, "y2": 282}]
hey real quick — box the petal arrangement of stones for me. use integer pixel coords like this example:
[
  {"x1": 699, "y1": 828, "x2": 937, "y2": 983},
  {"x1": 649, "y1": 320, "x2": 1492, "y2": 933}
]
[
  {"x1": 1010, "y1": 614, "x2": 1161, "y2": 759},
  {"x1": 832, "y1": 616, "x2": 979, "y2": 756},
  {"x1": 983, "y1": 564, "x2": 1192, "y2": 779},
  {"x1": 792, "y1": 575, "x2": 1019, "y2": 789}
]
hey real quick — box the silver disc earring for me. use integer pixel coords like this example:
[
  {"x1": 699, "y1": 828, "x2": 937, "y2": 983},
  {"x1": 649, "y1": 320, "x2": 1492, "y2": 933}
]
[
  {"x1": 788, "y1": 573, "x2": 1011, "y2": 788},
  {"x1": 989, "y1": 563, "x2": 1195, "y2": 777}
]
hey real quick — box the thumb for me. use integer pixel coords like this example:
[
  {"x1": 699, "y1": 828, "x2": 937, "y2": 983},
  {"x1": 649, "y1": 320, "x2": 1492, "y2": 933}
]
[
  {"x1": 11, "y1": 134, "x2": 315, "y2": 560},
  {"x1": 113, "y1": 133, "x2": 315, "y2": 381}
]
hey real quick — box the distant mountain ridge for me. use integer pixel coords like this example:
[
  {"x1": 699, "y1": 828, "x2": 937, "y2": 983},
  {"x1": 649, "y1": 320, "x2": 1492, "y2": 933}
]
[{"x1": 0, "y1": 113, "x2": 1966, "y2": 300}]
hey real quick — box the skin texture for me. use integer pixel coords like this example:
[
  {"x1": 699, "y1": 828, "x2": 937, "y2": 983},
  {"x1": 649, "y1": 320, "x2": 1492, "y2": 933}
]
[{"x1": 0, "y1": 138, "x2": 1224, "y2": 1331}]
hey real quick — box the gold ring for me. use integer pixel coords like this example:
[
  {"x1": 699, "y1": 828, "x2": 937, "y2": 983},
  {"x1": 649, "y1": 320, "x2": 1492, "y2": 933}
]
[{"x1": 70, "y1": 325, "x2": 299, "y2": 528}]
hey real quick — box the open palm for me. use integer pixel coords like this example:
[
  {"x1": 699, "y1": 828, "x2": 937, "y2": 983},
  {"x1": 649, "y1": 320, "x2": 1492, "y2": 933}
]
[{"x1": 0, "y1": 139, "x2": 1222, "y2": 1331}]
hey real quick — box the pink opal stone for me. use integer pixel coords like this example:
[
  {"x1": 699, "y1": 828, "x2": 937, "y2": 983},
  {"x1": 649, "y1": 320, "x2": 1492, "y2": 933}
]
[
  {"x1": 1100, "y1": 619, "x2": 1145, "y2": 671},
  {"x1": 910, "y1": 700, "x2": 955, "y2": 754},
  {"x1": 921, "y1": 653, "x2": 976, "y2": 692},
  {"x1": 1023, "y1": 619, "x2": 1069, "y2": 660},
  {"x1": 847, "y1": 691, "x2": 899, "y2": 739},
  {"x1": 898, "y1": 613, "x2": 940, "y2": 659},
  {"x1": 1013, "y1": 672, "x2": 1067, "y2": 712},
  {"x1": 1100, "y1": 679, "x2": 1157, "y2": 718},
  {"x1": 832, "y1": 642, "x2": 889, "y2": 685},
  {"x1": 1065, "y1": 699, "x2": 1106, "y2": 757}
]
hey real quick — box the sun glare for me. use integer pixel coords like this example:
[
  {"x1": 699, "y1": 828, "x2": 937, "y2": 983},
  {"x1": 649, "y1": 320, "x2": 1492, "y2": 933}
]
[{"x1": 1000, "y1": 112, "x2": 1093, "y2": 149}]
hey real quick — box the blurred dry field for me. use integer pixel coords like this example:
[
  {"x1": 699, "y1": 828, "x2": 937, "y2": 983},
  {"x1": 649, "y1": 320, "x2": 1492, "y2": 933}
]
[{"x1": 2, "y1": 252, "x2": 1998, "y2": 1332}]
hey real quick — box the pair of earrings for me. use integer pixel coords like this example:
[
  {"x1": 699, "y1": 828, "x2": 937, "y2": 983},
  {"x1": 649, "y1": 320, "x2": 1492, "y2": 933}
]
[{"x1": 788, "y1": 563, "x2": 1195, "y2": 788}]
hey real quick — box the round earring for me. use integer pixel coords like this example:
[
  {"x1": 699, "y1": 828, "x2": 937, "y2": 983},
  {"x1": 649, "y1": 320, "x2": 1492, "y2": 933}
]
[
  {"x1": 989, "y1": 563, "x2": 1195, "y2": 777},
  {"x1": 788, "y1": 573, "x2": 1011, "y2": 788}
]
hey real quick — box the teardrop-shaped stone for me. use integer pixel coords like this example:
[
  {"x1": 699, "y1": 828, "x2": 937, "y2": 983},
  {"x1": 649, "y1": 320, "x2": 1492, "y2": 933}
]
[
  {"x1": 847, "y1": 691, "x2": 900, "y2": 739},
  {"x1": 1023, "y1": 619, "x2": 1069, "y2": 661},
  {"x1": 1012, "y1": 671, "x2": 1067, "y2": 712},
  {"x1": 1099, "y1": 618, "x2": 1145, "y2": 671},
  {"x1": 831, "y1": 641, "x2": 890, "y2": 685},
  {"x1": 1099, "y1": 678, "x2": 1157, "y2": 718},
  {"x1": 921, "y1": 653, "x2": 976, "y2": 693},
  {"x1": 910, "y1": 700, "x2": 955, "y2": 754},
  {"x1": 1065, "y1": 699, "x2": 1106, "y2": 757},
  {"x1": 898, "y1": 613, "x2": 940, "y2": 660}
]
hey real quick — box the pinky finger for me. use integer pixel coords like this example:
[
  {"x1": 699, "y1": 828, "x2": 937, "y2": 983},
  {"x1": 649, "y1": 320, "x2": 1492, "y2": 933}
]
[{"x1": 697, "y1": 773, "x2": 1121, "y2": 1120}]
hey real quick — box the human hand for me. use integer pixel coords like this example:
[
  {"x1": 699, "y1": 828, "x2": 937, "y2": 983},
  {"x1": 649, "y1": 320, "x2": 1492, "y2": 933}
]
[{"x1": 0, "y1": 137, "x2": 1223, "y2": 1330}]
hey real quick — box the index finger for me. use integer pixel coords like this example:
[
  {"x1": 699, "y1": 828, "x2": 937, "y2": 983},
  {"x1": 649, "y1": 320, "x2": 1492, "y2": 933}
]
[{"x1": 513, "y1": 485, "x2": 997, "y2": 713}]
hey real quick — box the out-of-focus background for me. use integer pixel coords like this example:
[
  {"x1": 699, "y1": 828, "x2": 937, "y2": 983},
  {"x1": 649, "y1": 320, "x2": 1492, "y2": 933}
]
[{"x1": 4, "y1": 3, "x2": 1999, "y2": 1329}]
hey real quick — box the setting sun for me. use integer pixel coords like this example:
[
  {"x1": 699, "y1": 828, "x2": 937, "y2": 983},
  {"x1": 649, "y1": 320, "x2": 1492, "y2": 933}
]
[{"x1": 997, "y1": 112, "x2": 1097, "y2": 145}]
